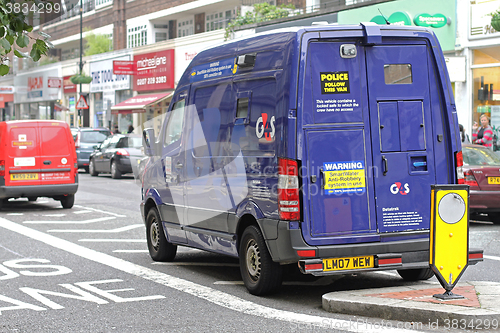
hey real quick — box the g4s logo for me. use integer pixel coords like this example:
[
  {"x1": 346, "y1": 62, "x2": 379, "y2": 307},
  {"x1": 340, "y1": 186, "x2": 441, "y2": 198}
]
[
  {"x1": 390, "y1": 182, "x2": 410, "y2": 195},
  {"x1": 256, "y1": 113, "x2": 275, "y2": 141}
]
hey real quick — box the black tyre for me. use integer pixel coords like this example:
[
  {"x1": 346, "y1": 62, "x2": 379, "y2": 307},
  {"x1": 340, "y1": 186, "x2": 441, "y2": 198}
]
[
  {"x1": 488, "y1": 213, "x2": 500, "y2": 225},
  {"x1": 146, "y1": 208, "x2": 177, "y2": 261},
  {"x1": 60, "y1": 194, "x2": 75, "y2": 209},
  {"x1": 27, "y1": 197, "x2": 37, "y2": 202},
  {"x1": 397, "y1": 268, "x2": 434, "y2": 281},
  {"x1": 111, "y1": 160, "x2": 121, "y2": 179},
  {"x1": 239, "y1": 225, "x2": 283, "y2": 295},
  {"x1": 89, "y1": 159, "x2": 98, "y2": 176}
]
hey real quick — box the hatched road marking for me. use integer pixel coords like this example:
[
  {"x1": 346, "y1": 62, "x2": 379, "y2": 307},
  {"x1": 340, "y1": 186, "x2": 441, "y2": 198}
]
[
  {"x1": 49, "y1": 224, "x2": 143, "y2": 233},
  {"x1": 24, "y1": 217, "x2": 116, "y2": 224},
  {"x1": 0, "y1": 216, "x2": 422, "y2": 333}
]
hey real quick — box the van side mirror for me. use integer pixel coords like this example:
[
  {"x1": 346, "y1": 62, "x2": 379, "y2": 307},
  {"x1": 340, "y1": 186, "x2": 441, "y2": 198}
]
[{"x1": 143, "y1": 128, "x2": 156, "y2": 156}]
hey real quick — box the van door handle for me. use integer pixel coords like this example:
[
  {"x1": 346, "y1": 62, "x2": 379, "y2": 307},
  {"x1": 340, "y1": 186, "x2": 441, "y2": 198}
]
[
  {"x1": 175, "y1": 163, "x2": 183, "y2": 169},
  {"x1": 320, "y1": 167, "x2": 325, "y2": 187},
  {"x1": 382, "y1": 155, "x2": 388, "y2": 176},
  {"x1": 43, "y1": 160, "x2": 51, "y2": 165}
]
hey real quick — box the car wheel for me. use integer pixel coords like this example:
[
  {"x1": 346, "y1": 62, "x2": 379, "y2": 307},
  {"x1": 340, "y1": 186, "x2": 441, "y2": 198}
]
[
  {"x1": 60, "y1": 194, "x2": 75, "y2": 209},
  {"x1": 239, "y1": 225, "x2": 283, "y2": 295},
  {"x1": 89, "y1": 159, "x2": 98, "y2": 176},
  {"x1": 111, "y1": 160, "x2": 121, "y2": 179},
  {"x1": 27, "y1": 197, "x2": 37, "y2": 202},
  {"x1": 488, "y1": 213, "x2": 500, "y2": 225},
  {"x1": 397, "y1": 268, "x2": 434, "y2": 281},
  {"x1": 146, "y1": 208, "x2": 177, "y2": 261}
]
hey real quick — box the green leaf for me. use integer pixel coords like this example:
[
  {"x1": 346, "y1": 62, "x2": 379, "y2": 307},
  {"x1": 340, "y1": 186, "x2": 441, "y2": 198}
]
[
  {"x1": 14, "y1": 49, "x2": 28, "y2": 58},
  {"x1": 27, "y1": 26, "x2": 33, "y2": 32},
  {"x1": 5, "y1": 33, "x2": 14, "y2": 45},
  {"x1": 16, "y1": 34, "x2": 29, "y2": 48},
  {"x1": 30, "y1": 46, "x2": 41, "y2": 62},
  {"x1": 0, "y1": 37, "x2": 11, "y2": 51},
  {"x1": 0, "y1": 27, "x2": 5, "y2": 38},
  {"x1": 11, "y1": 18, "x2": 24, "y2": 33},
  {"x1": 0, "y1": 64, "x2": 9, "y2": 76},
  {"x1": 39, "y1": 31, "x2": 50, "y2": 40}
]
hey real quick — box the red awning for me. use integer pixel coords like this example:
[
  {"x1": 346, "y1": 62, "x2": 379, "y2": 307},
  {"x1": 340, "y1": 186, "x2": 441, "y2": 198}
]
[{"x1": 111, "y1": 92, "x2": 173, "y2": 114}]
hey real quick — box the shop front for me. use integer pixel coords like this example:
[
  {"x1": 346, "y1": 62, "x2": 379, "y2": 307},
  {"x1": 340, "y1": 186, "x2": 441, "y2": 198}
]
[
  {"x1": 63, "y1": 75, "x2": 77, "y2": 127},
  {"x1": 110, "y1": 92, "x2": 173, "y2": 134},
  {"x1": 467, "y1": 0, "x2": 500, "y2": 150},
  {"x1": 0, "y1": 86, "x2": 14, "y2": 121},
  {"x1": 89, "y1": 54, "x2": 132, "y2": 130},
  {"x1": 14, "y1": 66, "x2": 63, "y2": 120},
  {"x1": 130, "y1": 49, "x2": 175, "y2": 133}
]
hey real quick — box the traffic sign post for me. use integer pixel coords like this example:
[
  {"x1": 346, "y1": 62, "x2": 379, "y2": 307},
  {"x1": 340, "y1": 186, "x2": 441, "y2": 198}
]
[
  {"x1": 76, "y1": 95, "x2": 89, "y2": 110},
  {"x1": 429, "y1": 184, "x2": 469, "y2": 300}
]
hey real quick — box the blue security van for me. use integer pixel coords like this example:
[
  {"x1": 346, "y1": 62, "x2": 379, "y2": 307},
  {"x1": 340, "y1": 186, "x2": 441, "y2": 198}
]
[{"x1": 140, "y1": 23, "x2": 467, "y2": 295}]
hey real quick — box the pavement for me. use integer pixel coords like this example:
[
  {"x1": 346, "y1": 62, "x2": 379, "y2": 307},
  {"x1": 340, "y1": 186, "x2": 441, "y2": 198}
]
[{"x1": 323, "y1": 280, "x2": 500, "y2": 324}]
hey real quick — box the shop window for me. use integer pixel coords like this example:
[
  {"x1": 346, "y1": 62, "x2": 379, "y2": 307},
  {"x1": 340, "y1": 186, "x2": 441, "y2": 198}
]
[{"x1": 472, "y1": 49, "x2": 500, "y2": 151}]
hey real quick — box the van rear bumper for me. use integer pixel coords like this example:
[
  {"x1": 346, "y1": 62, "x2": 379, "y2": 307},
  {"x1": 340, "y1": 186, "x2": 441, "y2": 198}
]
[{"x1": 0, "y1": 183, "x2": 78, "y2": 199}]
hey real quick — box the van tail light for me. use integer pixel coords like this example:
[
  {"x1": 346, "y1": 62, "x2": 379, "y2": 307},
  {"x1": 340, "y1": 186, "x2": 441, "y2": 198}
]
[
  {"x1": 455, "y1": 151, "x2": 464, "y2": 184},
  {"x1": 464, "y1": 170, "x2": 478, "y2": 187},
  {"x1": 0, "y1": 160, "x2": 5, "y2": 177},
  {"x1": 116, "y1": 149, "x2": 129, "y2": 156},
  {"x1": 278, "y1": 158, "x2": 300, "y2": 221}
]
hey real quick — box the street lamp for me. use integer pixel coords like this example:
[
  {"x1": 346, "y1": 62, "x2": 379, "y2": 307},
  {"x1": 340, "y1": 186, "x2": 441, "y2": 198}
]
[{"x1": 79, "y1": 5, "x2": 83, "y2": 127}]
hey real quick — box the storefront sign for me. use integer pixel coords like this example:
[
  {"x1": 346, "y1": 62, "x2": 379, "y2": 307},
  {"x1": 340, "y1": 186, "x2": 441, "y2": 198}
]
[
  {"x1": 113, "y1": 60, "x2": 136, "y2": 75},
  {"x1": 371, "y1": 11, "x2": 411, "y2": 26},
  {"x1": 0, "y1": 86, "x2": 14, "y2": 94},
  {"x1": 90, "y1": 55, "x2": 131, "y2": 93},
  {"x1": 48, "y1": 77, "x2": 62, "y2": 88},
  {"x1": 134, "y1": 49, "x2": 175, "y2": 92},
  {"x1": 414, "y1": 13, "x2": 448, "y2": 28},
  {"x1": 63, "y1": 76, "x2": 76, "y2": 93},
  {"x1": 14, "y1": 67, "x2": 62, "y2": 103},
  {"x1": 470, "y1": 0, "x2": 500, "y2": 39}
]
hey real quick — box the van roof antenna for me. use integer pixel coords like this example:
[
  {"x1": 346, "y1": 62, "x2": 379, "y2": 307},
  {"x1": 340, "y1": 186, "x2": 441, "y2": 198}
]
[{"x1": 378, "y1": 9, "x2": 390, "y2": 25}]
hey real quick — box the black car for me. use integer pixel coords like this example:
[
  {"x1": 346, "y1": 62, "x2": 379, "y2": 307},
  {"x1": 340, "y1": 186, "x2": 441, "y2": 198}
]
[
  {"x1": 89, "y1": 134, "x2": 144, "y2": 179},
  {"x1": 73, "y1": 127, "x2": 112, "y2": 172}
]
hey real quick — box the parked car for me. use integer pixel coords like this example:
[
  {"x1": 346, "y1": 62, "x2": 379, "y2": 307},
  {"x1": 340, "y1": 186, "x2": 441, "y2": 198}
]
[
  {"x1": 73, "y1": 127, "x2": 111, "y2": 172},
  {"x1": 0, "y1": 120, "x2": 78, "y2": 209},
  {"x1": 89, "y1": 134, "x2": 144, "y2": 179},
  {"x1": 462, "y1": 144, "x2": 500, "y2": 224}
]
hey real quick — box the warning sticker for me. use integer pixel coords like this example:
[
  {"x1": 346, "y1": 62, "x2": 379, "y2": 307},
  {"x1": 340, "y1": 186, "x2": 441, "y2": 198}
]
[
  {"x1": 320, "y1": 71, "x2": 350, "y2": 94},
  {"x1": 323, "y1": 161, "x2": 365, "y2": 195}
]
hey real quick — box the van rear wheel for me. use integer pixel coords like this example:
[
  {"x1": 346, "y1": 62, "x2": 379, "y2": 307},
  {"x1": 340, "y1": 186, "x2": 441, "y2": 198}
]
[
  {"x1": 60, "y1": 194, "x2": 75, "y2": 209},
  {"x1": 397, "y1": 268, "x2": 434, "y2": 281},
  {"x1": 239, "y1": 225, "x2": 282, "y2": 295},
  {"x1": 146, "y1": 208, "x2": 177, "y2": 261}
]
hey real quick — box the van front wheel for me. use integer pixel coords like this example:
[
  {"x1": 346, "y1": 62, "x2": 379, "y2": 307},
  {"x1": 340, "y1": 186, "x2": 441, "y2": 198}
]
[
  {"x1": 239, "y1": 225, "x2": 282, "y2": 295},
  {"x1": 397, "y1": 268, "x2": 434, "y2": 281},
  {"x1": 146, "y1": 208, "x2": 177, "y2": 261}
]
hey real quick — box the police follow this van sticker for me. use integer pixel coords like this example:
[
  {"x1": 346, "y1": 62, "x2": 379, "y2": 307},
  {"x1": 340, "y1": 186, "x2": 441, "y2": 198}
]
[
  {"x1": 320, "y1": 72, "x2": 349, "y2": 94},
  {"x1": 323, "y1": 161, "x2": 366, "y2": 195}
]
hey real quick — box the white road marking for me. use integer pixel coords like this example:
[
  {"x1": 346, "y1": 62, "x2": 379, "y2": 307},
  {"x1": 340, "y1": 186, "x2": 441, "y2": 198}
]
[
  {"x1": 49, "y1": 225, "x2": 143, "y2": 233},
  {"x1": 6, "y1": 213, "x2": 23, "y2": 216},
  {"x1": 113, "y1": 250, "x2": 149, "y2": 253},
  {"x1": 42, "y1": 214, "x2": 66, "y2": 217},
  {"x1": 74, "y1": 205, "x2": 126, "y2": 217},
  {"x1": 373, "y1": 271, "x2": 398, "y2": 277},
  {"x1": 24, "y1": 217, "x2": 116, "y2": 224},
  {"x1": 0, "y1": 217, "x2": 422, "y2": 333},
  {"x1": 73, "y1": 210, "x2": 93, "y2": 214},
  {"x1": 484, "y1": 255, "x2": 500, "y2": 261},
  {"x1": 152, "y1": 262, "x2": 239, "y2": 267},
  {"x1": 79, "y1": 239, "x2": 146, "y2": 243},
  {"x1": 214, "y1": 277, "x2": 341, "y2": 287}
]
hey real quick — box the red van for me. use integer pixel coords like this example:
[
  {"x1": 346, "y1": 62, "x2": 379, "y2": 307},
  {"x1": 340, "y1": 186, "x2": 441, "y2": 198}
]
[{"x1": 0, "y1": 120, "x2": 78, "y2": 209}]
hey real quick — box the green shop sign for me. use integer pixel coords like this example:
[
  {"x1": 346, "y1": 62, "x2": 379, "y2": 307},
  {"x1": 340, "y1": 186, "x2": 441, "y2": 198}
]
[
  {"x1": 414, "y1": 13, "x2": 448, "y2": 28},
  {"x1": 371, "y1": 11, "x2": 411, "y2": 26}
]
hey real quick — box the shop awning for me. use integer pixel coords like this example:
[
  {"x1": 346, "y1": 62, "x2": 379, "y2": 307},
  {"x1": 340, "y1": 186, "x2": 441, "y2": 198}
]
[
  {"x1": 54, "y1": 103, "x2": 69, "y2": 111},
  {"x1": 111, "y1": 92, "x2": 173, "y2": 114}
]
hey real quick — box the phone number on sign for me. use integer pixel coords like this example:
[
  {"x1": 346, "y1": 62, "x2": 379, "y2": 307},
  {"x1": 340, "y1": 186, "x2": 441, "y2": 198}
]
[
  {"x1": 137, "y1": 76, "x2": 167, "y2": 86},
  {"x1": 5, "y1": 2, "x2": 61, "y2": 14}
]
